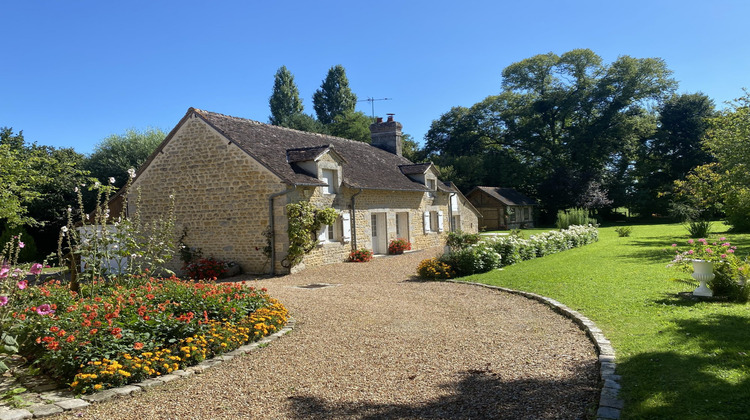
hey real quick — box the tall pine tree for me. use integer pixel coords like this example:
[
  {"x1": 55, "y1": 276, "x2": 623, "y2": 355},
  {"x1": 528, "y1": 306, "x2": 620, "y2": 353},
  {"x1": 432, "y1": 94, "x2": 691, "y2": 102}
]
[
  {"x1": 312, "y1": 65, "x2": 357, "y2": 125},
  {"x1": 268, "y1": 66, "x2": 304, "y2": 126}
]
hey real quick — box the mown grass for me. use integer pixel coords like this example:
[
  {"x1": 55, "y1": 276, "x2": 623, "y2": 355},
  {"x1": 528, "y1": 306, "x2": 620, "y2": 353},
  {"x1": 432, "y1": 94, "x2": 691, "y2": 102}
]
[{"x1": 463, "y1": 223, "x2": 750, "y2": 419}]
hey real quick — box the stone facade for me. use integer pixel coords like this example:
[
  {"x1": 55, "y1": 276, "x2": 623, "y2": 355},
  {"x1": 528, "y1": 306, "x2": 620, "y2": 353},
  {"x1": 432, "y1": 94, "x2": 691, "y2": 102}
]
[
  {"x1": 132, "y1": 110, "x2": 480, "y2": 276},
  {"x1": 132, "y1": 116, "x2": 287, "y2": 274}
]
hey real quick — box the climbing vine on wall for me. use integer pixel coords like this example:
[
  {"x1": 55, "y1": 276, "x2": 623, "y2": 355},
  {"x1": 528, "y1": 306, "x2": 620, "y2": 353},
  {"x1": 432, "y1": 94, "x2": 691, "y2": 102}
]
[{"x1": 281, "y1": 202, "x2": 338, "y2": 268}]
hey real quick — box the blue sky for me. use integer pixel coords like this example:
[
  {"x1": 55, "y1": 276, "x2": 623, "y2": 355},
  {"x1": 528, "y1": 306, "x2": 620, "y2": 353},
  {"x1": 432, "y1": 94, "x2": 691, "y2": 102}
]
[{"x1": 2, "y1": 1, "x2": 748, "y2": 154}]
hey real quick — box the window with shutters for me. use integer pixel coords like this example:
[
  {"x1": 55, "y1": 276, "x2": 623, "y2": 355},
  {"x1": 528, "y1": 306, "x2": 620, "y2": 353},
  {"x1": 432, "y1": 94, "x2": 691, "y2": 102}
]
[{"x1": 321, "y1": 169, "x2": 337, "y2": 194}]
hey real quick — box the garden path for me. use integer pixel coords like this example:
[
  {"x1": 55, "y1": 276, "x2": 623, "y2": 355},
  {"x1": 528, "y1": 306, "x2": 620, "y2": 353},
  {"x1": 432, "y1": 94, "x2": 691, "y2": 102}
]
[{"x1": 54, "y1": 247, "x2": 598, "y2": 419}]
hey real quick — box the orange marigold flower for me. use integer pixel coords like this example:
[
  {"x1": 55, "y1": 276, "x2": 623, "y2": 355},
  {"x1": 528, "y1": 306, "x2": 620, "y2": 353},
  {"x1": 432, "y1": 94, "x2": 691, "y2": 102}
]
[{"x1": 133, "y1": 342, "x2": 144, "y2": 350}]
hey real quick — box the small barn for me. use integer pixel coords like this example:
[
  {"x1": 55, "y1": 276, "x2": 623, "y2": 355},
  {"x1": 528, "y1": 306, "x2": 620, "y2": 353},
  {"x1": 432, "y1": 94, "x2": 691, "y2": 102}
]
[{"x1": 466, "y1": 186, "x2": 538, "y2": 230}]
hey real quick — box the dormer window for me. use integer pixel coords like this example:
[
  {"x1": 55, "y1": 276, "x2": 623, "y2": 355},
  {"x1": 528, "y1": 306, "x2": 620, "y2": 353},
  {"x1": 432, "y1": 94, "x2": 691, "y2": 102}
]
[{"x1": 321, "y1": 169, "x2": 337, "y2": 194}]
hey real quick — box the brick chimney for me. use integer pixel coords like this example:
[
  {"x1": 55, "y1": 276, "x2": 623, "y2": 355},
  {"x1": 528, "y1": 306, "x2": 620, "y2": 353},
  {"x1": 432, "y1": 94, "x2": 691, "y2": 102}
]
[{"x1": 369, "y1": 114, "x2": 403, "y2": 156}]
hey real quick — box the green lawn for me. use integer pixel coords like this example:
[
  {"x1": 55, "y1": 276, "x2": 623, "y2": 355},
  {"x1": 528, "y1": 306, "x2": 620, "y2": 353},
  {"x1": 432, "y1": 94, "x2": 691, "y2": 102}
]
[{"x1": 463, "y1": 223, "x2": 750, "y2": 419}]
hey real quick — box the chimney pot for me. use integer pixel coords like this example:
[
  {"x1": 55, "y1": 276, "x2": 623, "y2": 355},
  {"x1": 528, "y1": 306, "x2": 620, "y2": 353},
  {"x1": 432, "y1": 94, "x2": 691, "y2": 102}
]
[
  {"x1": 386, "y1": 113, "x2": 394, "y2": 122},
  {"x1": 376, "y1": 117, "x2": 383, "y2": 123}
]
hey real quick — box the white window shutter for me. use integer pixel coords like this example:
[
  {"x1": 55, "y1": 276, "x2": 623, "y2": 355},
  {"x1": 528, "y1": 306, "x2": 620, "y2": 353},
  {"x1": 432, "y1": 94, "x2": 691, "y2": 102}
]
[
  {"x1": 438, "y1": 210, "x2": 444, "y2": 232},
  {"x1": 423, "y1": 211, "x2": 430, "y2": 234},
  {"x1": 342, "y1": 213, "x2": 351, "y2": 243},
  {"x1": 317, "y1": 226, "x2": 327, "y2": 244},
  {"x1": 450, "y1": 195, "x2": 459, "y2": 212}
]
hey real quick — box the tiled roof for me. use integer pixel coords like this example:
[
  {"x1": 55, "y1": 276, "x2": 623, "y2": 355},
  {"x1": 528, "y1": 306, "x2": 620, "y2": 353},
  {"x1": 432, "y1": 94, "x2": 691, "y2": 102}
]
[
  {"x1": 286, "y1": 145, "x2": 332, "y2": 163},
  {"x1": 469, "y1": 186, "x2": 538, "y2": 206},
  {"x1": 399, "y1": 163, "x2": 432, "y2": 175},
  {"x1": 192, "y1": 108, "x2": 440, "y2": 192}
]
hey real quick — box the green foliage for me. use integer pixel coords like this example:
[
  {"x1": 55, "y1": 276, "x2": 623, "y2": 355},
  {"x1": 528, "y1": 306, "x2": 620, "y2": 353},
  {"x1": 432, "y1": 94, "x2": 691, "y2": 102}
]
[
  {"x1": 312, "y1": 65, "x2": 357, "y2": 125},
  {"x1": 0, "y1": 227, "x2": 38, "y2": 263},
  {"x1": 0, "y1": 129, "x2": 50, "y2": 227},
  {"x1": 268, "y1": 65, "x2": 304, "y2": 126},
  {"x1": 699, "y1": 92, "x2": 750, "y2": 231},
  {"x1": 424, "y1": 49, "x2": 676, "y2": 216},
  {"x1": 614, "y1": 226, "x2": 633, "y2": 237},
  {"x1": 58, "y1": 172, "x2": 177, "y2": 293},
  {"x1": 279, "y1": 113, "x2": 329, "y2": 134},
  {"x1": 440, "y1": 244, "x2": 502, "y2": 277},
  {"x1": 555, "y1": 208, "x2": 597, "y2": 229},
  {"x1": 328, "y1": 110, "x2": 374, "y2": 142},
  {"x1": 85, "y1": 128, "x2": 165, "y2": 189},
  {"x1": 686, "y1": 220, "x2": 713, "y2": 238},
  {"x1": 632, "y1": 93, "x2": 715, "y2": 216},
  {"x1": 445, "y1": 231, "x2": 481, "y2": 250},
  {"x1": 282, "y1": 202, "x2": 338, "y2": 268}
]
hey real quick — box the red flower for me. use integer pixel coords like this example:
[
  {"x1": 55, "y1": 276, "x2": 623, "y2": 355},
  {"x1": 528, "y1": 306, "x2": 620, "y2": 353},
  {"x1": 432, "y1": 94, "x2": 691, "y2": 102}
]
[
  {"x1": 110, "y1": 327, "x2": 122, "y2": 336},
  {"x1": 133, "y1": 342, "x2": 144, "y2": 350},
  {"x1": 89, "y1": 329, "x2": 98, "y2": 335}
]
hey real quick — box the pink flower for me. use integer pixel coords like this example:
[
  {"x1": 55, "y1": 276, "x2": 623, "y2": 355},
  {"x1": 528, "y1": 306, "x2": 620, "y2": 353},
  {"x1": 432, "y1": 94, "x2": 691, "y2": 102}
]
[
  {"x1": 721, "y1": 254, "x2": 727, "y2": 259},
  {"x1": 706, "y1": 248, "x2": 713, "y2": 254},
  {"x1": 671, "y1": 244, "x2": 677, "y2": 247},
  {"x1": 17, "y1": 280, "x2": 27, "y2": 290},
  {"x1": 720, "y1": 237, "x2": 727, "y2": 241},
  {"x1": 688, "y1": 239, "x2": 695, "y2": 245},
  {"x1": 36, "y1": 304, "x2": 54, "y2": 316},
  {"x1": 728, "y1": 249, "x2": 735, "y2": 253},
  {"x1": 0, "y1": 266, "x2": 8, "y2": 278},
  {"x1": 18, "y1": 241, "x2": 25, "y2": 248},
  {"x1": 0, "y1": 296, "x2": 7, "y2": 306},
  {"x1": 688, "y1": 250, "x2": 695, "y2": 255},
  {"x1": 28, "y1": 263, "x2": 43, "y2": 275}
]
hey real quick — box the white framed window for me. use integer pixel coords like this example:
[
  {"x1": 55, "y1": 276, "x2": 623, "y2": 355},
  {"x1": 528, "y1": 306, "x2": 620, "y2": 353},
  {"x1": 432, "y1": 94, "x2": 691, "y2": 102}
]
[
  {"x1": 509, "y1": 208, "x2": 517, "y2": 223},
  {"x1": 427, "y1": 179, "x2": 436, "y2": 191},
  {"x1": 318, "y1": 219, "x2": 341, "y2": 244},
  {"x1": 321, "y1": 169, "x2": 337, "y2": 194},
  {"x1": 425, "y1": 210, "x2": 444, "y2": 233},
  {"x1": 452, "y1": 215, "x2": 461, "y2": 231},
  {"x1": 523, "y1": 207, "x2": 530, "y2": 221}
]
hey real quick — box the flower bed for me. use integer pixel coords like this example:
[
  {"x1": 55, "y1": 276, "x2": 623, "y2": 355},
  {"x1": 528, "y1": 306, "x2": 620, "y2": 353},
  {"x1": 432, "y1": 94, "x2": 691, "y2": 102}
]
[{"x1": 2, "y1": 277, "x2": 287, "y2": 394}]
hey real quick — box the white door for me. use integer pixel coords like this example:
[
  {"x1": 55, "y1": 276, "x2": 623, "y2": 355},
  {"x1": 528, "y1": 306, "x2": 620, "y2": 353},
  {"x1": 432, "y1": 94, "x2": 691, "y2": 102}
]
[
  {"x1": 396, "y1": 212, "x2": 409, "y2": 241},
  {"x1": 371, "y1": 213, "x2": 388, "y2": 254}
]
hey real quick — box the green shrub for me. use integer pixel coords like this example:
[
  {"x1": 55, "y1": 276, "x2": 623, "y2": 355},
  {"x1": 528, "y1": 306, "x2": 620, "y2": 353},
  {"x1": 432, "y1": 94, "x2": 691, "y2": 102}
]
[
  {"x1": 614, "y1": 226, "x2": 633, "y2": 237},
  {"x1": 555, "y1": 208, "x2": 597, "y2": 229},
  {"x1": 441, "y1": 244, "x2": 502, "y2": 276},
  {"x1": 686, "y1": 220, "x2": 712, "y2": 238},
  {"x1": 445, "y1": 231, "x2": 481, "y2": 250},
  {"x1": 724, "y1": 190, "x2": 750, "y2": 232},
  {"x1": 0, "y1": 227, "x2": 38, "y2": 263}
]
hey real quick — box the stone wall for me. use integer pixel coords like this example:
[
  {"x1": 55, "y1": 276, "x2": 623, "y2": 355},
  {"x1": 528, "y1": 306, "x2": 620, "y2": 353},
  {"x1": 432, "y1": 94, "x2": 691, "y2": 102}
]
[{"x1": 132, "y1": 116, "x2": 287, "y2": 275}]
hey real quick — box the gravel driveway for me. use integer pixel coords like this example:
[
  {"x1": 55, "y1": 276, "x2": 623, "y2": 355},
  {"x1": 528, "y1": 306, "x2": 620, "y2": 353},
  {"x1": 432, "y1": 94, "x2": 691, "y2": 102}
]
[{"x1": 55, "y1": 247, "x2": 598, "y2": 419}]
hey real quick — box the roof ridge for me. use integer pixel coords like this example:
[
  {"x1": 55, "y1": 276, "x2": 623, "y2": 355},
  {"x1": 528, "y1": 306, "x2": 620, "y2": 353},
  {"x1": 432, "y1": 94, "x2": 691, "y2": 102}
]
[{"x1": 193, "y1": 108, "x2": 374, "y2": 147}]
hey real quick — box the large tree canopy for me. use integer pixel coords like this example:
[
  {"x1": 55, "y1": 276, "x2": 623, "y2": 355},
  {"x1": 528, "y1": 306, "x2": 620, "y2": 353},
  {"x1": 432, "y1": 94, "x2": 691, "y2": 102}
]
[
  {"x1": 85, "y1": 128, "x2": 165, "y2": 188},
  {"x1": 425, "y1": 49, "x2": 677, "y2": 217},
  {"x1": 312, "y1": 65, "x2": 357, "y2": 125},
  {"x1": 268, "y1": 65, "x2": 304, "y2": 126}
]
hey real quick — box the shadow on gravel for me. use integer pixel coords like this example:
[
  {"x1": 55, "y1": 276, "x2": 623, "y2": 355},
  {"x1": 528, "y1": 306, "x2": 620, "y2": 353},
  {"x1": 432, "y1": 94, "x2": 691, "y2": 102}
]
[{"x1": 286, "y1": 364, "x2": 597, "y2": 420}]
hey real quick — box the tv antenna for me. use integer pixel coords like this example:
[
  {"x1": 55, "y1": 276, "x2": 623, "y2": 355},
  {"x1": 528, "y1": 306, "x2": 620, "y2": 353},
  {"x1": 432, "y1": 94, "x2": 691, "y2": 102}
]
[{"x1": 358, "y1": 97, "x2": 391, "y2": 118}]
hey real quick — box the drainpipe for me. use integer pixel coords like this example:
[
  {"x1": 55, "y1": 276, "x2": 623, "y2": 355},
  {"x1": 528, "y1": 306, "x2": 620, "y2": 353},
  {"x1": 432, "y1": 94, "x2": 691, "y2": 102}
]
[
  {"x1": 350, "y1": 188, "x2": 363, "y2": 249},
  {"x1": 269, "y1": 186, "x2": 295, "y2": 276}
]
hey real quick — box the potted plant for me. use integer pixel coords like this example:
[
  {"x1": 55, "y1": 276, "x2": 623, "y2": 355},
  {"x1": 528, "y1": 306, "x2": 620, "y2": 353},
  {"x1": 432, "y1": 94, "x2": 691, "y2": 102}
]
[
  {"x1": 388, "y1": 238, "x2": 412, "y2": 255},
  {"x1": 669, "y1": 238, "x2": 738, "y2": 297}
]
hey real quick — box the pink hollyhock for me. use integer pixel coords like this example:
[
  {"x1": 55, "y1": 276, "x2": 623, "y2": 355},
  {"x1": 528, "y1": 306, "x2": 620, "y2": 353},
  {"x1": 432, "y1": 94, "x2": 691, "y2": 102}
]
[
  {"x1": 36, "y1": 304, "x2": 54, "y2": 316},
  {"x1": 0, "y1": 296, "x2": 7, "y2": 306},
  {"x1": 17, "y1": 280, "x2": 27, "y2": 290},
  {"x1": 0, "y1": 266, "x2": 8, "y2": 278},
  {"x1": 18, "y1": 241, "x2": 24, "y2": 248},
  {"x1": 29, "y1": 263, "x2": 43, "y2": 275}
]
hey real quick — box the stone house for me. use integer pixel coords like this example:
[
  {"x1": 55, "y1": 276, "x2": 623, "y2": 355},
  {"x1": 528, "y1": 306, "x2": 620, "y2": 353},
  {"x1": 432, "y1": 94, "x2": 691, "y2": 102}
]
[
  {"x1": 465, "y1": 186, "x2": 537, "y2": 230},
  {"x1": 129, "y1": 108, "x2": 480, "y2": 275}
]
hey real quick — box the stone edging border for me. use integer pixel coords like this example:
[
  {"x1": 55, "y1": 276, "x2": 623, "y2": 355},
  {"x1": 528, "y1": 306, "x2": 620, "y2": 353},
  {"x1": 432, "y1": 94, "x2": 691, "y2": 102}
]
[
  {"x1": 450, "y1": 281, "x2": 624, "y2": 420},
  {"x1": 0, "y1": 319, "x2": 296, "y2": 420}
]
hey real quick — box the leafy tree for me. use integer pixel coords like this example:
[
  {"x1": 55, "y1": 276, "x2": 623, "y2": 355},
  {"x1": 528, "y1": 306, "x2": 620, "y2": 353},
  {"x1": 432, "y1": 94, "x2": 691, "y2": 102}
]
[
  {"x1": 0, "y1": 143, "x2": 41, "y2": 228},
  {"x1": 699, "y1": 91, "x2": 750, "y2": 230},
  {"x1": 268, "y1": 66, "x2": 304, "y2": 126},
  {"x1": 401, "y1": 133, "x2": 426, "y2": 163},
  {"x1": 312, "y1": 65, "x2": 357, "y2": 125},
  {"x1": 424, "y1": 49, "x2": 676, "y2": 217},
  {"x1": 328, "y1": 110, "x2": 373, "y2": 142},
  {"x1": 279, "y1": 113, "x2": 329, "y2": 134},
  {"x1": 632, "y1": 93, "x2": 715, "y2": 215},
  {"x1": 85, "y1": 128, "x2": 165, "y2": 188}
]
